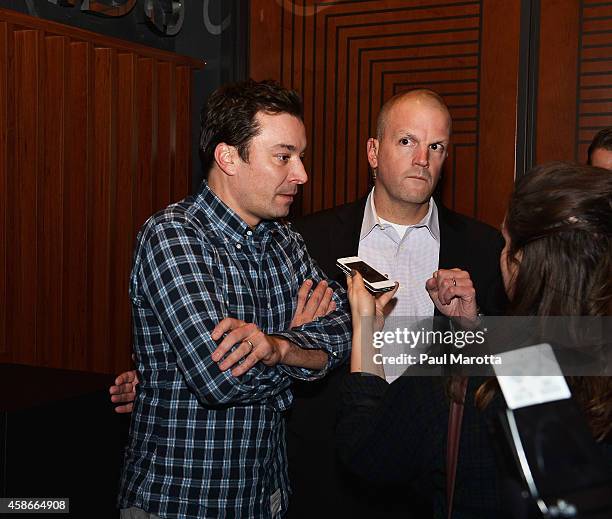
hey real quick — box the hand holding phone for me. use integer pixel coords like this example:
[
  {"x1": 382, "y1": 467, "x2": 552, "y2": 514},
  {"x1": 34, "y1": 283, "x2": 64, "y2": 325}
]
[{"x1": 336, "y1": 256, "x2": 396, "y2": 293}]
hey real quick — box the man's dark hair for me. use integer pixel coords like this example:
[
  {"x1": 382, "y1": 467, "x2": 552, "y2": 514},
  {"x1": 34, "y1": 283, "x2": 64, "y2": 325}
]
[
  {"x1": 587, "y1": 127, "x2": 612, "y2": 165},
  {"x1": 199, "y1": 79, "x2": 303, "y2": 178}
]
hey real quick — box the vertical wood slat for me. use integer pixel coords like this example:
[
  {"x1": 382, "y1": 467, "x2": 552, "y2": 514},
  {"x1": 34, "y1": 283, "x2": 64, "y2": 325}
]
[
  {"x1": 155, "y1": 61, "x2": 174, "y2": 211},
  {"x1": 134, "y1": 58, "x2": 154, "y2": 231},
  {"x1": 536, "y1": 0, "x2": 581, "y2": 164},
  {"x1": 111, "y1": 52, "x2": 137, "y2": 371},
  {"x1": 63, "y1": 41, "x2": 91, "y2": 370},
  {"x1": 10, "y1": 29, "x2": 39, "y2": 365},
  {"x1": 298, "y1": 9, "x2": 315, "y2": 217},
  {"x1": 39, "y1": 34, "x2": 67, "y2": 368},
  {"x1": 0, "y1": 7, "x2": 203, "y2": 374},
  {"x1": 477, "y1": 0, "x2": 521, "y2": 227},
  {"x1": 249, "y1": 2, "x2": 282, "y2": 81},
  {"x1": 173, "y1": 65, "x2": 191, "y2": 200},
  {"x1": 0, "y1": 22, "x2": 7, "y2": 357},
  {"x1": 280, "y1": 1, "x2": 295, "y2": 89},
  {"x1": 343, "y1": 27, "x2": 360, "y2": 205},
  {"x1": 310, "y1": 10, "x2": 326, "y2": 214},
  {"x1": 321, "y1": 10, "x2": 336, "y2": 212},
  {"x1": 331, "y1": 14, "x2": 347, "y2": 208},
  {"x1": 90, "y1": 46, "x2": 116, "y2": 373},
  {"x1": 356, "y1": 39, "x2": 372, "y2": 202}
]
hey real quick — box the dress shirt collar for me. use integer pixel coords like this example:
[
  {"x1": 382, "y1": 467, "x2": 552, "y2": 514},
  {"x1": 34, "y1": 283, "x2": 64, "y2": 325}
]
[
  {"x1": 359, "y1": 188, "x2": 440, "y2": 243},
  {"x1": 195, "y1": 181, "x2": 280, "y2": 243}
]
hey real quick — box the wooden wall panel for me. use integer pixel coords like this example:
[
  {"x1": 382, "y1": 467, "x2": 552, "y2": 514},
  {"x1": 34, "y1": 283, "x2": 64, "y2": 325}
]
[
  {"x1": 536, "y1": 0, "x2": 581, "y2": 164},
  {"x1": 38, "y1": 35, "x2": 67, "y2": 368},
  {"x1": 576, "y1": 0, "x2": 612, "y2": 160},
  {"x1": 477, "y1": 0, "x2": 521, "y2": 227},
  {"x1": 536, "y1": 0, "x2": 612, "y2": 164},
  {"x1": 134, "y1": 58, "x2": 155, "y2": 231},
  {"x1": 63, "y1": 41, "x2": 91, "y2": 370},
  {"x1": 155, "y1": 62, "x2": 174, "y2": 211},
  {"x1": 11, "y1": 29, "x2": 39, "y2": 365},
  {"x1": 173, "y1": 66, "x2": 192, "y2": 200},
  {"x1": 0, "y1": 22, "x2": 7, "y2": 359},
  {"x1": 90, "y1": 47, "x2": 116, "y2": 373},
  {"x1": 251, "y1": 0, "x2": 520, "y2": 227},
  {"x1": 0, "y1": 8, "x2": 203, "y2": 374},
  {"x1": 112, "y1": 52, "x2": 137, "y2": 372}
]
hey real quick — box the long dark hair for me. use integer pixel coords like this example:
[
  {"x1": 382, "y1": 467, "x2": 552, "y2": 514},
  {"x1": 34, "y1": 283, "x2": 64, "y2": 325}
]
[
  {"x1": 475, "y1": 162, "x2": 612, "y2": 440},
  {"x1": 505, "y1": 162, "x2": 612, "y2": 317}
]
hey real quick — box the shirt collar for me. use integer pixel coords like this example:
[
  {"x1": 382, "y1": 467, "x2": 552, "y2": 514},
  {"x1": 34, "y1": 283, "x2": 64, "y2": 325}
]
[
  {"x1": 359, "y1": 189, "x2": 379, "y2": 240},
  {"x1": 195, "y1": 181, "x2": 280, "y2": 242},
  {"x1": 359, "y1": 188, "x2": 440, "y2": 243}
]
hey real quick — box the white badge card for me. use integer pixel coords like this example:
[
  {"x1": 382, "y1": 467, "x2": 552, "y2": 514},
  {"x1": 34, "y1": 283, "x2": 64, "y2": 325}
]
[{"x1": 494, "y1": 343, "x2": 572, "y2": 410}]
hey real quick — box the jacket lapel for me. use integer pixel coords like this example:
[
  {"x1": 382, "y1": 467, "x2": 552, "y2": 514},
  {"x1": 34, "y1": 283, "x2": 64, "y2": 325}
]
[{"x1": 337, "y1": 196, "x2": 367, "y2": 258}]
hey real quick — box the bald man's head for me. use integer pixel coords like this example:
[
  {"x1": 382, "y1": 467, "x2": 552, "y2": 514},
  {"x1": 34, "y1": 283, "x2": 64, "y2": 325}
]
[
  {"x1": 376, "y1": 89, "x2": 452, "y2": 140},
  {"x1": 366, "y1": 88, "x2": 451, "y2": 223}
]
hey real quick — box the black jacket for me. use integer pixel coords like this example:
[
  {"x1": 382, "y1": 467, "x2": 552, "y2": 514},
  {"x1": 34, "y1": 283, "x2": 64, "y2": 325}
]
[{"x1": 285, "y1": 197, "x2": 507, "y2": 518}]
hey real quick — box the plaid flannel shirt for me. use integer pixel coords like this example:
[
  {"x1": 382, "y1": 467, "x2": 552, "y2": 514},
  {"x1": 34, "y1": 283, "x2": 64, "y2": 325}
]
[{"x1": 118, "y1": 182, "x2": 351, "y2": 518}]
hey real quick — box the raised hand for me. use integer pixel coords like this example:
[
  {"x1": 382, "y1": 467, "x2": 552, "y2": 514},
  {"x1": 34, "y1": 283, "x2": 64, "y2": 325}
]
[
  {"x1": 425, "y1": 268, "x2": 478, "y2": 323},
  {"x1": 346, "y1": 271, "x2": 398, "y2": 331},
  {"x1": 290, "y1": 279, "x2": 336, "y2": 328}
]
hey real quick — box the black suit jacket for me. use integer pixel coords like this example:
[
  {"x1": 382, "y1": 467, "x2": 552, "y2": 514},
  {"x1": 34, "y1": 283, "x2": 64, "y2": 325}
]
[
  {"x1": 291, "y1": 196, "x2": 506, "y2": 316},
  {"x1": 285, "y1": 196, "x2": 507, "y2": 519}
]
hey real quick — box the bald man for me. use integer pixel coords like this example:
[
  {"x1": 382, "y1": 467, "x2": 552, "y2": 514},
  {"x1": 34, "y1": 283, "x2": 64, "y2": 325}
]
[
  {"x1": 289, "y1": 89, "x2": 506, "y2": 518},
  {"x1": 588, "y1": 127, "x2": 612, "y2": 170}
]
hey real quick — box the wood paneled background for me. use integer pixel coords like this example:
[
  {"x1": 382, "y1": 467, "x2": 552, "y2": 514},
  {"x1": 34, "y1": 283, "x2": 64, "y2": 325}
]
[
  {"x1": 537, "y1": 0, "x2": 612, "y2": 164},
  {"x1": 577, "y1": 0, "x2": 612, "y2": 159},
  {"x1": 251, "y1": 0, "x2": 611, "y2": 227},
  {"x1": 0, "y1": 8, "x2": 203, "y2": 373},
  {"x1": 250, "y1": 0, "x2": 520, "y2": 226},
  {"x1": 2, "y1": 0, "x2": 610, "y2": 376}
]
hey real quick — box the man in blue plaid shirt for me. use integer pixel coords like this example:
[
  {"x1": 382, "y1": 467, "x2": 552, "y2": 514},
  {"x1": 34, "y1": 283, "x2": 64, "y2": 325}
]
[{"x1": 118, "y1": 80, "x2": 352, "y2": 519}]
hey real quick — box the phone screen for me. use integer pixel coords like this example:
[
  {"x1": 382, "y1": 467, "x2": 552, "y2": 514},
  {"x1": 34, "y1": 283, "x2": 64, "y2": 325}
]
[{"x1": 343, "y1": 261, "x2": 388, "y2": 283}]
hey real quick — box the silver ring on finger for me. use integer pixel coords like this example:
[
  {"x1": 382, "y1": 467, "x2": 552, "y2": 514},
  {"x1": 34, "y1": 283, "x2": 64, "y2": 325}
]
[{"x1": 244, "y1": 339, "x2": 255, "y2": 354}]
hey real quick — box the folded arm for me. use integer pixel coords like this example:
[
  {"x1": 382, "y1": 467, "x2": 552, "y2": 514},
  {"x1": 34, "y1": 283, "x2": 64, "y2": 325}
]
[
  {"x1": 134, "y1": 220, "x2": 293, "y2": 406},
  {"x1": 270, "y1": 228, "x2": 352, "y2": 380},
  {"x1": 110, "y1": 276, "x2": 338, "y2": 413}
]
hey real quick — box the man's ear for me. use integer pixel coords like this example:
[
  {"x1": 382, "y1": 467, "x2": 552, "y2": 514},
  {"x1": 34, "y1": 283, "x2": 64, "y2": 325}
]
[
  {"x1": 214, "y1": 143, "x2": 237, "y2": 176},
  {"x1": 367, "y1": 138, "x2": 379, "y2": 169}
]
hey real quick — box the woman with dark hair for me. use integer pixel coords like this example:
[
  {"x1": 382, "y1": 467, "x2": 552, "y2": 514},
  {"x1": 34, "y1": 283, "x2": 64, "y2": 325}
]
[{"x1": 336, "y1": 162, "x2": 612, "y2": 518}]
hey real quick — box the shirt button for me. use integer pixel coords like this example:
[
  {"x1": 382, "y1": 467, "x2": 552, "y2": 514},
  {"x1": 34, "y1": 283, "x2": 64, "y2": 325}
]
[
  {"x1": 236, "y1": 243, "x2": 242, "y2": 250},
  {"x1": 246, "y1": 230, "x2": 253, "y2": 236}
]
